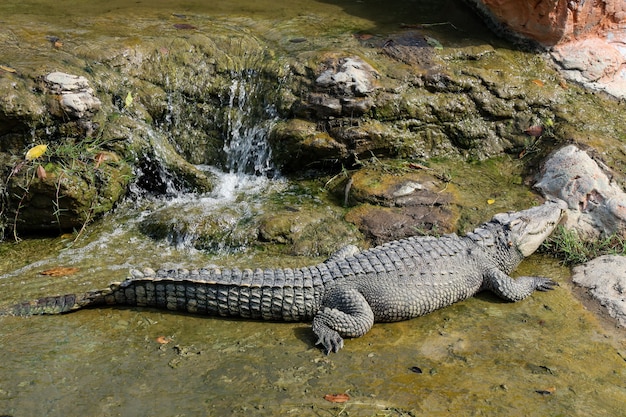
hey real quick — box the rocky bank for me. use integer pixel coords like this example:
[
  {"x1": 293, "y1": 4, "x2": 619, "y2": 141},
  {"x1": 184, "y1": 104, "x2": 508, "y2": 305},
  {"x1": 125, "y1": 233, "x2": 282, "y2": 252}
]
[{"x1": 466, "y1": 0, "x2": 626, "y2": 98}]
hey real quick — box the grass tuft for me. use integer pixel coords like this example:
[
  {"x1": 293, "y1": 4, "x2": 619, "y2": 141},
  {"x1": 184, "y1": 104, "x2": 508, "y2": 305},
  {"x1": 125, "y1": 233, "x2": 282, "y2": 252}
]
[{"x1": 541, "y1": 225, "x2": 626, "y2": 266}]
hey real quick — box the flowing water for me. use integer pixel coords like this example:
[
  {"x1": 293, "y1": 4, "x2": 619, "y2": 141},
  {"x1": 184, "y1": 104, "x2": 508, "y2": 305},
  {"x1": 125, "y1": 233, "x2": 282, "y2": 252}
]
[{"x1": 1, "y1": 1, "x2": 626, "y2": 416}]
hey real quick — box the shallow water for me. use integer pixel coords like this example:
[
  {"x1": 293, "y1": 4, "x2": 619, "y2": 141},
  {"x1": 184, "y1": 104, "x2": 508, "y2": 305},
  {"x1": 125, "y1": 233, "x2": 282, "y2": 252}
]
[
  {"x1": 2, "y1": 251, "x2": 626, "y2": 416},
  {"x1": 2, "y1": 0, "x2": 626, "y2": 416}
]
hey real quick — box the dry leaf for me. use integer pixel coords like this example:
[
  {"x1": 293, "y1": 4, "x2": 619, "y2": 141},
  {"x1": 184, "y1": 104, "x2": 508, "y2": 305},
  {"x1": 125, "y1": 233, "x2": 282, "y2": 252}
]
[
  {"x1": 323, "y1": 393, "x2": 350, "y2": 403},
  {"x1": 40, "y1": 267, "x2": 80, "y2": 277},
  {"x1": 25, "y1": 144, "x2": 48, "y2": 160},
  {"x1": 408, "y1": 163, "x2": 431, "y2": 170},
  {"x1": 524, "y1": 125, "x2": 544, "y2": 137},
  {"x1": 559, "y1": 80, "x2": 568, "y2": 89},
  {"x1": 36, "y1": 164, "x2": 47, "y2": 180},
  {"x1": 156, "y1": 336, "x2": 172, "y2": 344},
  {"x1": 12, "y1": 160, "x2": 27, "y2": 175},
  {"x1": 531, "y1": 79, "x2": 544, "y2": 87},
  {"x1": 94, "y1": 152, "x2": 107, "y2": 168}
]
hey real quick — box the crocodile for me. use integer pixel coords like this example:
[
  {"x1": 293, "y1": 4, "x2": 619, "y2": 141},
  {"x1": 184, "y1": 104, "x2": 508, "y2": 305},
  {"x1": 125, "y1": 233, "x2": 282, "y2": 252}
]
[{"x1": 1, "y1": 200, "x2": 565, "y2": 353}]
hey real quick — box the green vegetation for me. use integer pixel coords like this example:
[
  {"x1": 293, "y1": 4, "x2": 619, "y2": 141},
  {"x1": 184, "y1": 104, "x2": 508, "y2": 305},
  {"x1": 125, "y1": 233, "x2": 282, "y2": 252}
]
[{"x1": 542, "y1": 225, "x2": 626, "y2": 265}]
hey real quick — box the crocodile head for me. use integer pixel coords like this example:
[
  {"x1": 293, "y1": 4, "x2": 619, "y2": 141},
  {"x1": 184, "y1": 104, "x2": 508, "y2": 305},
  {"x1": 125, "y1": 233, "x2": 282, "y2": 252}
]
[{"x1": 492, "y1": 199, "x2": 566, "y2": 257}]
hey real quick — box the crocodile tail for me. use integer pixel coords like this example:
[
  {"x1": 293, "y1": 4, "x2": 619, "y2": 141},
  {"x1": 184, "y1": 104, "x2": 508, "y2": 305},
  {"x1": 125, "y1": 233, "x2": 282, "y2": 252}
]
[{"x1": 1, "y1": 289, "x2": 109, "y2": 316}]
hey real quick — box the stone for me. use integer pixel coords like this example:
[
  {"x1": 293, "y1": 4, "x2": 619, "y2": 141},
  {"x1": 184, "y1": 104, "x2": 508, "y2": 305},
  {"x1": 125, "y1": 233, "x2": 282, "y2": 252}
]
[
  {"x1": 343, "y1": 168, "x2": 460, "y2": 244},
  {"x1": 550, "y1": 33, "x2": 626, "y2": 98},
  {"x1": 44, "y1": 72, "x2": 101, "y2": 119},
  {"x1": 535, "y1": 145, "x2": 626, "y2": 237},
  {"x1": 315, "y1": 56, "x2": 378, "y2": 97},
  {"x1": 572, "y1": 255, "x2": 626, "y2": 328}
]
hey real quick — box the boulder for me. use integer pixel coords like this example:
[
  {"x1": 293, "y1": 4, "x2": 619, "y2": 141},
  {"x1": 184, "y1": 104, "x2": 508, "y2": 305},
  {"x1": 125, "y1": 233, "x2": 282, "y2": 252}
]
[
  {"x1": 535, "y1": 145, "x2": 626, "y2": 237},
  {"x1": 343, "y1": 168, "x2": 460, "y2": 244},
  {"x1": 297, "y1": 55, "x2": 379, "y2": 119},
  {"x1": 572, "y1": 255, "x2": 626, "y2": 328}
]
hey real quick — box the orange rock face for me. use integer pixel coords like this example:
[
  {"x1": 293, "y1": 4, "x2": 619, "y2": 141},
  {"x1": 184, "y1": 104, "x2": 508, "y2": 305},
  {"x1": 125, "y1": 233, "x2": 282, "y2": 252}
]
[
  {"x1": 476, "y1": 0, "x2": 625, "y2": 45},
  {"x1": 480, "y1": 0, "x2": 567, "y2": 45}
]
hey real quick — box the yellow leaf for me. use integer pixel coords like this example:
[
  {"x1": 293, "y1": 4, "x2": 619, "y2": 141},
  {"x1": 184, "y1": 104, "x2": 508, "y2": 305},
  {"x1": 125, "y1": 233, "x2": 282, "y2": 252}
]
[
  {"x1": 487, "y1": 199, "x2": 495, "y2": 205},
  {"x1": 124, "y1": 91, "x2": 133, "y2": 108},
  {"x1": 0, "y1": 64, "x2": 17, "y2": 73},
  {"x1": 425, "y1": 36, "x2": 443, "y2": 50},
  {"x1": 25, "y1": 144, "x2": 48, "y2": 160}
]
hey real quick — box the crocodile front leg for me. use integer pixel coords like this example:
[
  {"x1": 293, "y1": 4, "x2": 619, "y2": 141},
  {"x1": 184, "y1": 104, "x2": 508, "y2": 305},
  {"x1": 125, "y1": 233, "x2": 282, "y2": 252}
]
[
  {"x1": 312, "y1": 288, "x2": 374, "y2": 354},
  {"x1": 483, "y1": 269, "x2": 558, "y2": 302}
]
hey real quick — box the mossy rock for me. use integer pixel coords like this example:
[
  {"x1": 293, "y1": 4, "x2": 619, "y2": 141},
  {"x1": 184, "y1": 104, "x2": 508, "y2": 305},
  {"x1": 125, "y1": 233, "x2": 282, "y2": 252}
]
[
  {"x1": 138, "y1": 203, "x2": 259, "y2": 252},
  {"x1": 6, "y1": 154, "x2": 132, "y2": 235},
  {"x1": 258, "y1": 206, "x2": 362, "y2": 257},
  {"x1": 341, "y1": 166, "x2": 461, "y2": 244}
]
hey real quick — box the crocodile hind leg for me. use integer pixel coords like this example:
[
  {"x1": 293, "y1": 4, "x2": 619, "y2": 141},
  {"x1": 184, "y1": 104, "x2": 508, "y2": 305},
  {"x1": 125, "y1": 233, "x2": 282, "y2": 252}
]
[
  {"x1": 312, "y1": 288, "x2": 374, "y2": 354},
  {"x1": 484, "y1": 269, "x2": 558, "y2": 302}
]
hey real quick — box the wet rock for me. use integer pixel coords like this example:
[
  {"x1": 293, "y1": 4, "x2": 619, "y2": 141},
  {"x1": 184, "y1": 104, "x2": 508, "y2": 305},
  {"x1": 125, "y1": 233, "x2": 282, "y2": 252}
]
[
  {"x1": 0, "y1": 76, "x2": 46, "y2": 136},
  {"x1": 345, "y1": 204, "x2": 458, "y2": 245},
  {"x1": 7, "y1": 150, "x2": 132, "y2": 235},
  {"x1": 139, "y1": 204, "x2": 256, "y2": 252},
  {"x1": 269, "y1": 119, "x2": 348, "y2": 172},
  {"x1": 315, "y1": 56, "x2": 378, "y2": 97},
  {"x1": 343, "y1": 168, "x2": 460, "y2": 244},
  {"x1": 298, "y1": 55, "x2": 379, "y2": 119},
  {"x1": 140, "y1": 197, "x2": 361, "y2": 257},
  {"x1": 258, "y1": 207, "x2": 361, "y2": 257},
  {"x1": 572, "y1": 255, "x2": 626, "y2": 328},
  {"x1": 379, "y1": 31, "x2": 441, "y2": 72},
  {"x1": 535, "y1": 145, "x2": 626, "y2": 237},
  {"x1": 44, "y1": 72, "x2": 101, "y2": 119}
]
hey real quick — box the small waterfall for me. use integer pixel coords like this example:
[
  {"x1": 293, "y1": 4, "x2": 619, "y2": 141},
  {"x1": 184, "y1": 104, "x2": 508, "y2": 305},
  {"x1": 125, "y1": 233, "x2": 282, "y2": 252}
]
[
  {"x1": 222, "y1": 69, "x2": 278, "y2": 177},
  {"x1": 132, "y1": 64, "x2": 285, "y2": 253}
]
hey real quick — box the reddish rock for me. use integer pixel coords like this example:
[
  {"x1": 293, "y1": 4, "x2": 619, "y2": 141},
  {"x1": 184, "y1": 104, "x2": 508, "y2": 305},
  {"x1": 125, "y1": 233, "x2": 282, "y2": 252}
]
[{"x1": 469, "y1": 0, "x2": 625, "y2": 45}]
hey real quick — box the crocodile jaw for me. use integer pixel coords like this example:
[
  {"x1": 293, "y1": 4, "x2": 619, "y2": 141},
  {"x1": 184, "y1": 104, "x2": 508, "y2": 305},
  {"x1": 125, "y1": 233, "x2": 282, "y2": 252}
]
[{"x1": 493, "y1": 200, "x2": 565, "y2": 257}]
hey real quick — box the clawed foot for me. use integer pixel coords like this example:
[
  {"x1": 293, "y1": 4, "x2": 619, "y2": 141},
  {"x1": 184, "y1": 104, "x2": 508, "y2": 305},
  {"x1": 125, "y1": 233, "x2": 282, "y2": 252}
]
[
  {"x1": 534, "y1": 277, "x2": 559, "y2": 292},
  {"x1": 315, "y1": 329, "x2": 344, "y2": 354},
  {"x1": 312, "y1": 314, "x2": 345, "y2": 354}
]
